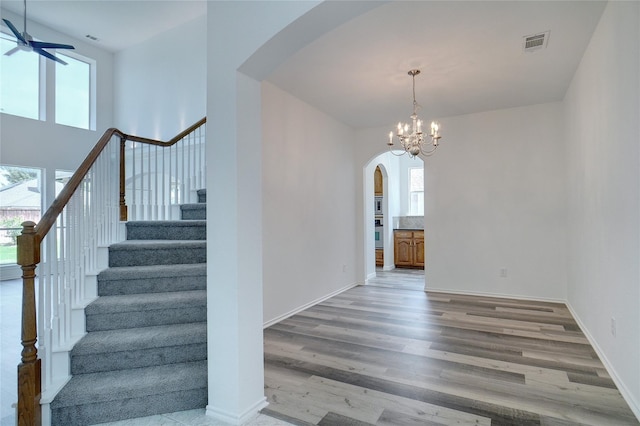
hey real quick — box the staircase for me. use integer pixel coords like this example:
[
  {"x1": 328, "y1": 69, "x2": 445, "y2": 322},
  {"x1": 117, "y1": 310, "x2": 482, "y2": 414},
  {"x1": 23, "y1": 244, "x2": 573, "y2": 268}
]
[{"x1": 50, "y1": 190, "x2": 208, "y2": 425}]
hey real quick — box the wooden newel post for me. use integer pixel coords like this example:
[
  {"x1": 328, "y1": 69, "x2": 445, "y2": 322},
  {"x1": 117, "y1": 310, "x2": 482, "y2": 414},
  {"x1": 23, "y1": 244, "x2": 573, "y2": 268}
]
[
  {"x1": 119, "y1": 137, "x2": 128, "y2": 221},
  {"x1": 16, "y1": 221, "x2": 42, "y2": 426}
]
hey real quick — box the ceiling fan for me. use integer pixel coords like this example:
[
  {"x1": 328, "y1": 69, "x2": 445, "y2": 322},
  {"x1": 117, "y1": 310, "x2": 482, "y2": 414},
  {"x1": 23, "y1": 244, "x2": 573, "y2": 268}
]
[{"x1": 2, "y1": 0, "x2": 75, "y2": 65}]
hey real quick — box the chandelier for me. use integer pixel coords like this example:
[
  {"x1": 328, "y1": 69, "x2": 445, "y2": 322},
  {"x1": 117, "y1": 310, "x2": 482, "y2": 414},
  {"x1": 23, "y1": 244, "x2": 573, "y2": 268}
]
[{"x1": 387, "y1": 69, "x2": 441, "y2": 158}]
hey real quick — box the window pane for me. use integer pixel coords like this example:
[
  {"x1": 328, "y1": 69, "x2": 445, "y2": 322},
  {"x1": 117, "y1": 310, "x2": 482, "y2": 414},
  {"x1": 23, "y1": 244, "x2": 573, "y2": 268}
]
[
  {"x1": 0, "y1": 166, "x2": 42, "y2": 265},
  {"x1": 56, "y1": 54, "x2": 89, "y2": 129},
  {"x1": 409, "y1": 167, "x2": 424, "y2": 215},
  {"x1": 0, "y1": 33, "x2": 40, "y2": 119},
  {"x1": 409, "y1": 168, "x2": 424, "y2": 192},
  {"x1": 409, "y1": 191, "x2": 424, "y2": 215}
]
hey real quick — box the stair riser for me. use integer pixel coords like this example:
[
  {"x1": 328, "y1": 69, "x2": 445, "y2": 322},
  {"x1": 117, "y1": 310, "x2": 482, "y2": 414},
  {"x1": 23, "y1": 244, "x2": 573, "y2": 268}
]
[
  {"x1": 181, "y1": 206, "x2": 206, "y2": 220},
  {"x1": 98, "y1": 274, "x2": 206, "y2": 296},
  {"x1": 126, "y1": 223, "x2": 206, "y2": 240},
  {"x1": 51, "y1": 387, "x2": 207, "y2": 426},
  {"x1": 86, "y1": 306, "x2": 206, "y2": 331},
  {"x1": 71, "y1": 342, "x2": 206, "y2": 375},
  {"x1": 108, "y1": 246, "x2": 206, "y2": 267},
  {"x1": 197, "y1": 189, "x2": 206, "y2": 203}
]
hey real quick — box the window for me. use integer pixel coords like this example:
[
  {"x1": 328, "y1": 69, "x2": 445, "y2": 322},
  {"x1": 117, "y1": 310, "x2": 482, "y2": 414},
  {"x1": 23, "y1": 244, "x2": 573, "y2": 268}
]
[
  {"x1": 0, "y1": 32, "x2": 41, "y2": 119},
  {"x1": 408, "y1": 167, "x2": 424, "y2": 215},
  {"x1": 56, "y1": 53, "x2": 91, "y2": 129},
  {"x1": 0, "y1": 28, "x2": 95, "y2": 130},
  {"x1": 0, "y1": 165, "x2": 42, "y2": 266}
]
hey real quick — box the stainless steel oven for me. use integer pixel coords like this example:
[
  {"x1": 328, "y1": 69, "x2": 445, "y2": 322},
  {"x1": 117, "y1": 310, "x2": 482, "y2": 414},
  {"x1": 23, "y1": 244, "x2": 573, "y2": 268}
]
[{"x1": 374, "y1": 196, "x2": 383, "y2": 216}]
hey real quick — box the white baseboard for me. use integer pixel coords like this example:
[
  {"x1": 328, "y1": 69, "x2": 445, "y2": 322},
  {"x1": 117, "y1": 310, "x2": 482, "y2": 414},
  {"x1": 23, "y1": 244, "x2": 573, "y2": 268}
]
[
  {"x1": 426, "y1": 286, "x2": 566, "y2": 304},
  {"x1": 565, "y1": 302, "x2": 640, "y2": 422},
  {"x1": 41, "y1": 402, "x2": 51, "y2": 426},
  {"x1": 206, "y1": 396, "x2": 268, "y2": 425},
  {"x1": 0, "y1": 264, "x2": 21, "y2": 281},
  {"x1": 263, "y1": 282, "x2": 358, "y2": 328}
]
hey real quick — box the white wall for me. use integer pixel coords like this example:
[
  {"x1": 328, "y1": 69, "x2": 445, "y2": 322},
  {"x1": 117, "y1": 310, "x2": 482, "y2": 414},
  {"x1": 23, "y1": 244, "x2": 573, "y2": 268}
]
[
  {"x1": 262, "y1": 81, "x2": 357, "y2": 324},
  {"x1": 206, "y1": 2, "x2": 322, "y2": 422},
  {"x1": 424, "y1": 102, "x2": 567, "y2": 300},
  {"x1": 356, "y1": 102, "x2": 568, "y2": 300},
  {"x1": 114, "y1": 15, "x2": 206, "y2": 139},
  {"x1": 564, "y1": 1, "x2": 640, "y2": 416},
  {"x1": 0, "y1": 9, "x2": 114, "y2": 201}
]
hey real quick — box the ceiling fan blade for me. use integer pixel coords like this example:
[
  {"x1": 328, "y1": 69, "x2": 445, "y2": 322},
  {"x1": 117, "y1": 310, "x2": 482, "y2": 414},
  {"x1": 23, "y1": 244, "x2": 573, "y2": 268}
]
[
  {"x1": 2, "y1": 19, "x2": 27, "y2": 44},
  {"x1": 30, "y1": 40, "x2": 75, "y2": 50},
  {"x1": 33, "y1": 47, "x2": 68, "y2": 65},
  {"x1": 4, "y1": 46, "x2": 22, "y2": 56}
]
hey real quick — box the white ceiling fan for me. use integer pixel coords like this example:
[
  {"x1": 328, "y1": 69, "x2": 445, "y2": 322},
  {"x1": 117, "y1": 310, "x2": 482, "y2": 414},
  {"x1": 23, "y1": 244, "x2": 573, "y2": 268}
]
[{"x1": 2, "y1": 0, "x2": 75, "y2": 65}]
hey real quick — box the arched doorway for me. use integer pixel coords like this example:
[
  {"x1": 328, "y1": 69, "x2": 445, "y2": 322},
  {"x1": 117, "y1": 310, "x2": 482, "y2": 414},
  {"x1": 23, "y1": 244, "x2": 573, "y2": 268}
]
[{"x1": 362, "y1": 152, "x2": 425, "y2": 284}]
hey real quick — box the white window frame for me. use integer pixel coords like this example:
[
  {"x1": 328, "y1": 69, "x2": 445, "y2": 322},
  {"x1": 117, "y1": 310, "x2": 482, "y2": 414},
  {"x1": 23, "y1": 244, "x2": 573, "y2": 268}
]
[
  {"x1": 0, "y1": 31, "x2": 44, "y2": 120},
  {"x1": 0, "y1": 27, "x2": 97, "y2": 130},
  {"x1": 55, "y1": 50, "x2": 97, "y2": 130}
]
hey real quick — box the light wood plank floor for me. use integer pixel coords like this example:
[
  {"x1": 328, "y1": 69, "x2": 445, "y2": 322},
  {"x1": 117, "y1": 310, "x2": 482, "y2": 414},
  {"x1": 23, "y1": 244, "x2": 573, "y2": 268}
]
[{"x1": 262, "y1": 269, "x2": 638, "y2": 425}]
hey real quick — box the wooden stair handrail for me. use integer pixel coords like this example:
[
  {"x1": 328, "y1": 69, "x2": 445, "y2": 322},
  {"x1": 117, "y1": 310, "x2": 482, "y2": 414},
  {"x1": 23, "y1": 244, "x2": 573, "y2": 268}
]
[
  {"x1": 35, "y1": 117, "x2": 206, "y2": 239},
  {"x1": 15, "y1": 117, "x2": 206, "y2": 426}
]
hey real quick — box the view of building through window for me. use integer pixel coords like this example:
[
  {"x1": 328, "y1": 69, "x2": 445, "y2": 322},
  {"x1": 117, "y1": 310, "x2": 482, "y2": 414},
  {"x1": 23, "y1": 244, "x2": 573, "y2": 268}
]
[
  {"x1": 0, "y1": 166, "x2": 42, "y2": 265},
  {"x1": 409, "y1": 167, "x2": 424, "y2": 215}
]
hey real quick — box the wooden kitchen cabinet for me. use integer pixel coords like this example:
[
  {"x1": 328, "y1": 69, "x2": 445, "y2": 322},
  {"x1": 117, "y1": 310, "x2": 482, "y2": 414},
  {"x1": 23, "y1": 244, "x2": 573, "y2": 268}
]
[
  {"x1": 375, "y1": 249, "x2": 383, "y2": 266},
  {"x1": 414, "y1": 232, "x2": 424, "y2": 267},
  {"x1": 374, "y1": 166, "x2": 383, "y2": 195},
  {"x1": 394, "y1": 230, "x2": 424, "y2": 268}
]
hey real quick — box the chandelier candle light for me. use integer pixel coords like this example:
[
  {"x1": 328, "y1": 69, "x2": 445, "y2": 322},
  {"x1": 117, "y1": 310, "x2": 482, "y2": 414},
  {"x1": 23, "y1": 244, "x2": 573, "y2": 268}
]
[{"x1": 387, "y1": 69, "x2": 442, "y2": 158}]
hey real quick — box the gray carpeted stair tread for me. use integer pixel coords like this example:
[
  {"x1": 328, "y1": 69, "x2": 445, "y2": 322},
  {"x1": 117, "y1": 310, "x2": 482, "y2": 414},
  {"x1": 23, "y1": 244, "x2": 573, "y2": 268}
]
[
  {"x1": 85, "y1": 290, "x2": 206, "y2": 331},
  {"x1": 126, "y1": 220, "x2": 206, "y2": 240},
  {"x1": 180, "y1": 204, "x2": 206, "y2": 210},
  {"x1": 72, "y1": 322, "x2": 206, "y2": 356},
  {"x1": 180, "y1": 203, "x2": 206, "y2": 220},
  {"x1": 86, "y1": 290, "x2": 206, "y2": 315},
  {"x1": 52, "y1": 361, "x2": 207, "y2": 407},
  {"x1": 127, "y1": 219, "x2": 205, "y2": 226},
  {"x1": 197, "y1": 189, "x2": 206, "y2": 203},
  {"x1": 108, "y1": 240, "x2": 206, "y2": 267},
  {"x1": 50, "y1": 361, "x2": 207, "y2": 425},
  {"x1": 109, "y1": 239, "x2": 206, "y2": 250},
  {"x1": 99, "y1": 263, "x2": 206, "y2": 281},
  {"x1": 97, "y1": 264, "x2": 206, "y2": 296},
  {"x1": 70, "y1": 323, "x2": 207, "y2": 375}
]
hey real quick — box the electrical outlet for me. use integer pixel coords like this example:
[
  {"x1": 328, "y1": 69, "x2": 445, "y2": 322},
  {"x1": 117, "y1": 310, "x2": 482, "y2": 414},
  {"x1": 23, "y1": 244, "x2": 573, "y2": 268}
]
[
  {"x1": 500, "y1": 268, "x2": 508, "y2": 278},
  {"x1": 611, "y1": 317, "x2": 616, "y2": 337}
]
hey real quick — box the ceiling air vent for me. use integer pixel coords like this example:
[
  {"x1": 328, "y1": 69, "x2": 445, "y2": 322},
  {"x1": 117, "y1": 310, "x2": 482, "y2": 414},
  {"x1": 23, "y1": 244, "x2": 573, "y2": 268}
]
[{"x1": 523, "y1": 31, "x2": 549, "y2": 52}]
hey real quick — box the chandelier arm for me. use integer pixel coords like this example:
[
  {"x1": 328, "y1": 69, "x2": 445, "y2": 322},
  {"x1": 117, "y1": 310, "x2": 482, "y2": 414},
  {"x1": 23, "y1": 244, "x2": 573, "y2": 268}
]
[
  {"x1": 388, "y1": 145, "x2": 407, "y2": 157},
  {"x1": 420, "y1": 144, "x2": 438, "y2": 157}
]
